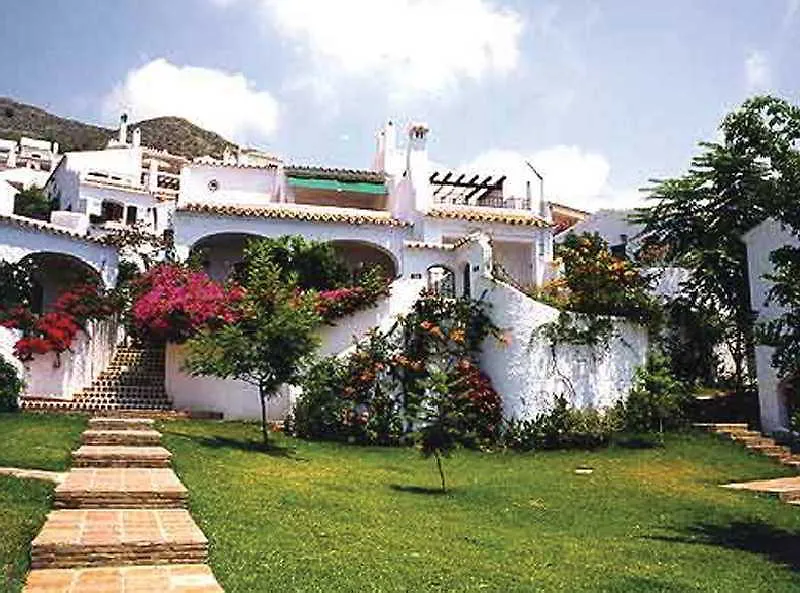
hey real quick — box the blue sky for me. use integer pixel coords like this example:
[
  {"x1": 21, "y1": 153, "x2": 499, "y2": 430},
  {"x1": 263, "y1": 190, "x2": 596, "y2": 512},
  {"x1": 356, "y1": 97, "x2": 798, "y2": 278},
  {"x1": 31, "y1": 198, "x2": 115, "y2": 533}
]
[{"x1": 2, "y1": 0, "x2": 798, "y2": 210}]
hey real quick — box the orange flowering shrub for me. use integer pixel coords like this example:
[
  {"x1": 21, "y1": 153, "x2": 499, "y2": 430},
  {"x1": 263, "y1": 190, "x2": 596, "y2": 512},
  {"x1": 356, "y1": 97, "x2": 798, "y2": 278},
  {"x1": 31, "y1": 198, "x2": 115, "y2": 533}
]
[{"x1": 536, "y1": 233, "x2": 656, "y2": 321}]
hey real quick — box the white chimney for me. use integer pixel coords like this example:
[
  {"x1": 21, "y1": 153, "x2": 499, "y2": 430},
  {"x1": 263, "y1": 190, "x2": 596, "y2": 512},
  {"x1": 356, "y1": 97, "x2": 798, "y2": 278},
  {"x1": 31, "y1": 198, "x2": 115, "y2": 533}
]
[
  {"x1": 132, "y1": 128, "x2": 142, "y2": 147},
  {"x1": 51, "y1": 141, "x2": 59, "y2": 155},
  {"x1": 118, "y1": 113, "x2": 129, "y2": 144},
  {"x1": 372, "y1": 120, "x2": 399, "y2": 173},
  {"x1": 405, "y1": 122, "x2": 433, "y2": 212},
  {"x1": 148, "y1": 159, "x2": 159, "y2": 192},
  {"x1": 6, "y1": 145, "x2": 17, "y2": 168}
]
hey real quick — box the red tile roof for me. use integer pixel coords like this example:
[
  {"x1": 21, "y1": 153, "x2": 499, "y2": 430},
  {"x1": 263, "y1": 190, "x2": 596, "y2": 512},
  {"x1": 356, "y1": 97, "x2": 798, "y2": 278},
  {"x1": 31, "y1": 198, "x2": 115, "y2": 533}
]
[{"x1": 178, "y1": 203, "x2": 411, "y2": 227}]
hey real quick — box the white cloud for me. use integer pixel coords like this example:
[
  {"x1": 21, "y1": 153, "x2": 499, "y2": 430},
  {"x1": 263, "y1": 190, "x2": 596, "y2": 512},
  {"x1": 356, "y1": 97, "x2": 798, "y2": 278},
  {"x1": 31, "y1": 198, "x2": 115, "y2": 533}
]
[
  {"x1": 104, "y1": 58, "x2": 279, "y2": 142},
  {"x1": 260, "y1": 0, "x2": 523, "y2": 96},
  {"x1": 744, "y1": 50, "x2": 772, "y2": 94},
  {"x1": 463, "y1": 146, "x2": 644, "y2": 211}
]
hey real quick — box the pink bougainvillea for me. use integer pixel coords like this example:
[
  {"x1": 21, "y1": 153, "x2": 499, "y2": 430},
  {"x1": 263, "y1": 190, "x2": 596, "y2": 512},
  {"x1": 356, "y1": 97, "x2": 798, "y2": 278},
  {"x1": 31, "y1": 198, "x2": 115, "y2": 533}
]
[{"x1": 132, "y1": 265, "x2": 245, "y2": 343}]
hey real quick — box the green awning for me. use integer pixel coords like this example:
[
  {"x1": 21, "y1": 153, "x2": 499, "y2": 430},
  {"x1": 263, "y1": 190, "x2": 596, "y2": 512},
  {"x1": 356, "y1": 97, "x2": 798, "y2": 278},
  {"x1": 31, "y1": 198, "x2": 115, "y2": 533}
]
[{"x1": 287, "y1": 176, "x2": 387, "y2": 195}]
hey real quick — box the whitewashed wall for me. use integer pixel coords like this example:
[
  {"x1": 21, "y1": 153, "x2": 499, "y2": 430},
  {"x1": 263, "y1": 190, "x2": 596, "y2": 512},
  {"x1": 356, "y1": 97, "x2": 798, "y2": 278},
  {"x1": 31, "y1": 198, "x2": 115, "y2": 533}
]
[
  {"x1": 478, "y1": 274, "x2": 648, "y2": 420},
  {"x1": 2, "y1": 317, "x2": 121, "y2": 400},
  {"x1": 318, "y1": 277, "x2": 427, "y2": 356},
  {"x1": 743, "y1": 219, "x2": 800, "y2": 433},
  {"x1": 165, "y1": 277, "x2": 426, "y2": 419},
  {"x1": 0, "y1": 219, "x2": 119, "y2": 288},
  {"x1": 165, "y1": 343, "x2": 292, "y2": 421}
]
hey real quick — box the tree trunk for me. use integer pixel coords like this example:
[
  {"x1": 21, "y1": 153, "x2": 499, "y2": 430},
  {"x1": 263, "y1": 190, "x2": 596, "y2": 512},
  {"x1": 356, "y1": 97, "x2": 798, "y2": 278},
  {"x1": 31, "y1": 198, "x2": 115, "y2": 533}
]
[
  {"x1": 259, "y1": 387, "x2": 269, "y2": 447},
  {"x1": 434, "y1": 451, "x2": 446, "y2": 493}
]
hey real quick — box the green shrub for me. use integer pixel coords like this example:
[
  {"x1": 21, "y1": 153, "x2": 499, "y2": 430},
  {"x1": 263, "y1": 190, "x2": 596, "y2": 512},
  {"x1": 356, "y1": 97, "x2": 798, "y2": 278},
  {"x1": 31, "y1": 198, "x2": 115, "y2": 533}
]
[
  {"x1": 616, "y1": 353, "x2": 691, "y2": 434},
  {"x1": 0, "y1": 357, "x2": 23, "y2": 412},
  {"x1": 502, "y1": 396, "x2": 618, "y2": 451}
]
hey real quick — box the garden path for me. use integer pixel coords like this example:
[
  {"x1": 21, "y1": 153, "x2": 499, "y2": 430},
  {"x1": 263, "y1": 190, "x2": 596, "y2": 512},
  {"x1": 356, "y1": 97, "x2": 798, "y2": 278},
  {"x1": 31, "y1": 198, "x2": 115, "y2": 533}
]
[{"x1": 22, "y1": 416, "x2": 224, "y2": 592}]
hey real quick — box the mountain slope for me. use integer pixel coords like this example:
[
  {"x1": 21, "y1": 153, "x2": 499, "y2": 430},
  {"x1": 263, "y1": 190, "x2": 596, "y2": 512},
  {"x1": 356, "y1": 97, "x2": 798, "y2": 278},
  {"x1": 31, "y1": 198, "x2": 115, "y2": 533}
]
[{"x1": 0, "y1": 97, "x2": 237, "y2": 159}]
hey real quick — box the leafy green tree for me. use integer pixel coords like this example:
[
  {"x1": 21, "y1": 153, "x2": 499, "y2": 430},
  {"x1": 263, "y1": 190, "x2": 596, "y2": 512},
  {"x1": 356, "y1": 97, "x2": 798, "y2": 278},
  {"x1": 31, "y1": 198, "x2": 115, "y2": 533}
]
[
  {"x1": 234, "y1": 235, "x2": 350, "y2": 291},
  {"x1": 13, "y1": 186, "x2": 56, "y2": 221},
  {"x1": 183, "y1": 239, "x2": 321, "y2": 446},
  {"x1": 634, "y1": 96, "x2": 800, "y2": 392}
]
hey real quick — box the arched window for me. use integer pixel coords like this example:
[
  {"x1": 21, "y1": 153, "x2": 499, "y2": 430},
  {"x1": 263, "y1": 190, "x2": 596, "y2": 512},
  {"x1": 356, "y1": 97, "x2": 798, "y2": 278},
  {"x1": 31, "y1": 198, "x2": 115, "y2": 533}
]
[{"x1": 427, "y1": 265, "x2": 455, "y2": 299}]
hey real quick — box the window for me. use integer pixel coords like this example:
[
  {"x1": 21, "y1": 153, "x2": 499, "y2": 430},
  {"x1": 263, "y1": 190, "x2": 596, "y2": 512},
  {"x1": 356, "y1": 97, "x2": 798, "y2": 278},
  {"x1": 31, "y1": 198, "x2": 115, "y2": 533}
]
[
  {"x1": 100, "y1": 201, "x2": 124, "y2": 222},
  {"x1": 125, "y1": 205, "x2": 137, "y2": 226}
]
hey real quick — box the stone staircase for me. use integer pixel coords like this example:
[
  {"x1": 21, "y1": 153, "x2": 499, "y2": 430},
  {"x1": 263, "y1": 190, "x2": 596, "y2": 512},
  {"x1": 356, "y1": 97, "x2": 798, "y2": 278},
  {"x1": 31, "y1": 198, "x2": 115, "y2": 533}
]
[
  {"x1": 24, "y1": 416, "x2": 223, "y2": 592},
  {"x1": 695, "y1": 423, "x2": 800, "y2": 469},
  {"x1": 21, "y1": 346, "x2": 174, "y2": 414}
]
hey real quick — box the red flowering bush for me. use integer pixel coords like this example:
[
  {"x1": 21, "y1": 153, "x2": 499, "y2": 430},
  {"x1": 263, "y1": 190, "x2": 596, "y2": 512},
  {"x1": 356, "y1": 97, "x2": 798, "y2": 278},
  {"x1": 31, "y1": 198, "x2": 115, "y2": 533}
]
[
  {"x1": 315, "y1": 266, "x2": 391, "y2": 323},
  {"x1": 2, "y1": 283, "x2": 119, "y2": 362},
  {"x1": 292, "y1": 294, "x2": 504, "y2": 451},
  {"x1": 54, "y1": 284, "x2": 118, "y2": 323},
  {"x1": 132, "y1": 264, "x2": 245, "y2": 343}
]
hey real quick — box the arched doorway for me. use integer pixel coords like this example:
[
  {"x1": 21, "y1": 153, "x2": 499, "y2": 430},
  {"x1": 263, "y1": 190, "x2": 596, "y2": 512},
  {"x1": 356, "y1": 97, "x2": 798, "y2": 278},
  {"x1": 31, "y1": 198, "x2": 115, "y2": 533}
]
[
  {"x1": 190, "y1": 233, "x2": 263, "y2": 282},
  {"x1": 21, "y1": 252, "x2": 103, "y2": 313},
  {"x1": 427, "y1": 265, "x2": 455, "y2": 299},
  {"x1": 328, "y1": 240, "x2": 398, "y2": 282}
]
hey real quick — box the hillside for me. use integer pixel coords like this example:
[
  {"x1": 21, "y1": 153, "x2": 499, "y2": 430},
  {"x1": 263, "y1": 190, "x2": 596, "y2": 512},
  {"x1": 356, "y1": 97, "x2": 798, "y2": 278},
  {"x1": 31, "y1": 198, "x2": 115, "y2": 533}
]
[{"x1": 0, "y1": 97, "x2": 237, "y2": 159}]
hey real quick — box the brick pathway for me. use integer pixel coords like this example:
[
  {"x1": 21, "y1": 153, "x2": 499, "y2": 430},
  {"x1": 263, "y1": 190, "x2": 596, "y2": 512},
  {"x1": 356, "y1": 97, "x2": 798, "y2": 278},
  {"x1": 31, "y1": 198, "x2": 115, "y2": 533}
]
[
  {"x1": 722, "y1": 476, "x2": 800, "y2": 505},
  {"x1": 23, "y1": 417, "x2": 223, "y2": 592}
]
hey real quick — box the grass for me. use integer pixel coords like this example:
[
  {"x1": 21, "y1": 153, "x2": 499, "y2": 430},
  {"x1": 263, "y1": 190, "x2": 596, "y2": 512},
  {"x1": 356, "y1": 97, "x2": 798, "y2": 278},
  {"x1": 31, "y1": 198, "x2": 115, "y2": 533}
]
[
  {"x1": 0, "y1": 413, "x2": 86, "y2": 471},
  {"x1": 161, "y1": 420, "x2": 800, "y2": 593},
  {"x1": 0, "y1": 414, "x2": 82, "y2": 592},
  {"x1": 0, "y1": 477, "x2": 53, "y2": 593}
]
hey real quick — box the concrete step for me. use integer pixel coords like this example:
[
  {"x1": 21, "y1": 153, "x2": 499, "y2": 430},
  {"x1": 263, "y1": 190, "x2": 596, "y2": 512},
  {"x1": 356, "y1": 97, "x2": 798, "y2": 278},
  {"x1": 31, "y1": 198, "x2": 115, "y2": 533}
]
[
  {"x1": 23, "y1": 564, "x2": 223, "y2": 592},
  {"x1": 746, "y1": 444, "x2": 791, "y2": 457},
  {"x1": 54, "y1": 468, "x2": 187, "y2": 509},
  {"x1": 81, "y1": 429, "x2": 162, "y2": 447},
  {"x1": 72, "y1": 446, "x2": 172, "y2": 468},
  {"x1": 694, "y1": 422, "x2": 750, "y2": 431},
  {"x1": 30, "y1": 509, "x2": 207, "y2": 569},
  {"x1": 736, "y1": 436, "x2": 777, "y2": 447},
  {"x1": 20, "y1": 399, "x2": 172, "y2": 414},
  {"x1": 88, "y1": 417, "x2": 155, "y2": 432}
]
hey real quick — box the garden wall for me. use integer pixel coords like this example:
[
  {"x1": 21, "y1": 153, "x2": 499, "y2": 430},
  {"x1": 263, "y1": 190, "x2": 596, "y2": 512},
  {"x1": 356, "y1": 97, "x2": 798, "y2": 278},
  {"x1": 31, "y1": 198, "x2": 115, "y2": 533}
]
[
  {"x1": 165, "y1": 277, "x2": 427, "y2": 420},
  {"x1": 0, "y1": 316, "x2": 121, "y2": 400},
  {"x1": 165, "y1": 343, "x2": 294, "y2": 421},
  {"x1": 478, "y1": 276, "x2": 648, "y2": 420}
]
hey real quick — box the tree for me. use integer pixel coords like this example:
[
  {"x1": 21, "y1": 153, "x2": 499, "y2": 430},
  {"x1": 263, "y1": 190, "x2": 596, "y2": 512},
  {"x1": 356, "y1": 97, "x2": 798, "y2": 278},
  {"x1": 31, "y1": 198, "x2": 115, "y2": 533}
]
[
  {"x1": 13, "y1": 186, "x2": 56, "y2": 221},
  {"x1": 634, "y1": 96, "x2": 800, "y2": 393},
  {"x1": 183, "y1": 239, "x2": 321, "y2": 446}
]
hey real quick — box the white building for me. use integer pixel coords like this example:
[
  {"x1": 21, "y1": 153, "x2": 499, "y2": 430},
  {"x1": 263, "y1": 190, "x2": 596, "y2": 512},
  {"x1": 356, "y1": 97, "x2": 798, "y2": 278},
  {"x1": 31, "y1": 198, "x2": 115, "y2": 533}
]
[
  {"x1": 45, "y1": 114, "x2": 186, "y2": 237},
  {"x1": 743, "y1": 219, "x2": 800, "y2": 433},
  {"x1": 1, "y1": 119, "x2": 648, "y2": 421}
]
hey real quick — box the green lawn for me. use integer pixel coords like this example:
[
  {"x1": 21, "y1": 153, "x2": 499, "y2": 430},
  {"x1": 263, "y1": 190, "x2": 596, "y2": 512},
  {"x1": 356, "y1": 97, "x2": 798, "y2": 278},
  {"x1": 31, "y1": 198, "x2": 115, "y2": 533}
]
[
  {"x1": 0, "y1": 413, "x2": 86, "y2": 471},
  {"x1": 0, "y1": 477, "x2": 52, "y2": 593},
  {"x1": 160, "y1": 420, "x2": 800, "y2": 593},
  {"x1": 0, "y1": 413, "x2": 83, "y2": 593}
]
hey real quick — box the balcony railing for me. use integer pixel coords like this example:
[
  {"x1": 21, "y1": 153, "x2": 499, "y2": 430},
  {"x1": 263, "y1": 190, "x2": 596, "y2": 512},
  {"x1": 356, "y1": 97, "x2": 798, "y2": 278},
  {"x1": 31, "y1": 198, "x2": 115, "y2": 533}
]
[{"x1": 433, "y1": 193, "x2": 531, "y2": 210}]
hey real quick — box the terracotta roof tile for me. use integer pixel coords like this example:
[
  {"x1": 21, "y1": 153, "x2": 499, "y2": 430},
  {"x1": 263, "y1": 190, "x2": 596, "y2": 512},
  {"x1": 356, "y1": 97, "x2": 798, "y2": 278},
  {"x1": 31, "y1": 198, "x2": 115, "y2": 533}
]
[
  {"x1": 0, "y1": 214, "x2": 112, "y2": 245},
  {"x1": 178, "y1": 203, "x2": 412, "y2": 227},
  {"x1": 426, "y1": 207, "x2": 551, "y2": 228}
]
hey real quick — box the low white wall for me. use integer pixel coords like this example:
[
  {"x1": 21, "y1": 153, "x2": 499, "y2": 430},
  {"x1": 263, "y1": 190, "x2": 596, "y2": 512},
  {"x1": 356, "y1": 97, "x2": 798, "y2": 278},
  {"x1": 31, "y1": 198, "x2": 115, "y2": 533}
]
[
  {"x1": 479, "y1": 276, "x2": 648, "y2": 420},
  {"x1": 318, "y1": 277, "x2": 426, "y2": 356},
  {"x1": 0, "y1": 326, "x2": 25, "y2": 382},
  {"x1": 165, "y1": 343, "x2": 292, "y2": 421},
  {"x1": 10, "y1": 316, "x2": 121, "y2": 400},
  {"x1": 165, "y1": 277, "x2": 427, "y2": 420}
]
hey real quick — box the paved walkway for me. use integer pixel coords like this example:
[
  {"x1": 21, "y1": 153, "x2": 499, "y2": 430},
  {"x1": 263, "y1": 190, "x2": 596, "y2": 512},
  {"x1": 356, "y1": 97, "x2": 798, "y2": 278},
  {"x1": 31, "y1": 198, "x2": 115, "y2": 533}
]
[
  {"x1": 722, "y1": 476, "x2": 800, "y2": 506},
  {"x1": 23, "y1": 417, "x2": 223, "y2": 592}
]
